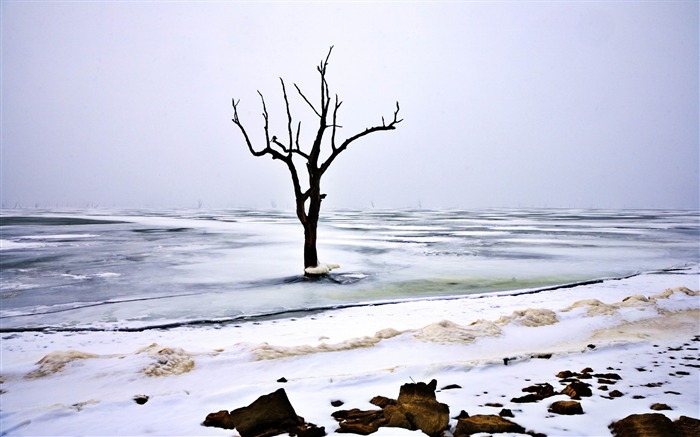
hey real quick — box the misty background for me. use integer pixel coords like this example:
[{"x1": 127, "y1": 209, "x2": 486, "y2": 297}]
[{"x1": 2, "y1": 1, "x2": 698, "y2": 210}]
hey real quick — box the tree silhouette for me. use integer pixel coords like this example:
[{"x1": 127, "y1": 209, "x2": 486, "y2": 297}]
[{"x1": 231, "y1": 47, "x2": 402, "y2": 275}]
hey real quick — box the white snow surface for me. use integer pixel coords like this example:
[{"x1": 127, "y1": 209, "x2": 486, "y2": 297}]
[{"x1": 1, "y1": 269, "x2": 698, "y2": 436}]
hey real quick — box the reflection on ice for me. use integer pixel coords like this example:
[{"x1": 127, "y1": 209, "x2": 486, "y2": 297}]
[{"x1": 0, "y1": 208, "x2": 697, "y2": 330}]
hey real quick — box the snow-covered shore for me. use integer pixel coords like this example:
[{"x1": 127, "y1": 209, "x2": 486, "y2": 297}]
[{"x1": 1, "y1": 266, "x2": 698, "y2": 436}]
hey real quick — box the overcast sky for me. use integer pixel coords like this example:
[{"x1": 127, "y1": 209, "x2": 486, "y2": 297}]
[{"x1": 2, "y1": 1, "x2": 698, "y2": 210}]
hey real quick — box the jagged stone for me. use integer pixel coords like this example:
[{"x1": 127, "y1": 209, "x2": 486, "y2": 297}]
[
  {"x1": 203, "y1": 388, "x2": 326, "y2": 437},
  {"x1": 511, "y1": 382, "x2": 555, "y2": 403},
  {"x1": 228, "y1": 388, "x2": 302, "y2": 436},
  {"x1": 332, "y1": 409, "x2": 386, "y2": 435},
  {"x1": 383, "y1": 379, "x2": 450, "y2": 437},
  {"x1": 454, "y1": 415, "x2": 526, "y2": 437},
  {"x1": 562, "y1": 380, "x2": 593, "y2": 399},
  {"x1": 548, "y1": 400, "x2": 584, "y2": 415}
]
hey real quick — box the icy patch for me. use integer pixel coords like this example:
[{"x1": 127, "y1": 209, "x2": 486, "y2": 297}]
[{"x1": 26, "y1": 350, "x2": 99, "y2": 378}]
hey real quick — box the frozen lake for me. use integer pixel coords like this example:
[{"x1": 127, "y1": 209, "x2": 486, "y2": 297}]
[{"x1": 1, "y1": 208, "x2": 698, "y2": 330}]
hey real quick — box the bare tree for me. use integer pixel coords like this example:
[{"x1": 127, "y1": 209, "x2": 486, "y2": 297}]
[{"x1": 231, "y1": 47, "x2": 402, "y2": 275}]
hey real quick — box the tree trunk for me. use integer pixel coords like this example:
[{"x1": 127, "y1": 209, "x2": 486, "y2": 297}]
[
  {"x1": 303, "y1": 220, "x2": 318, "y2": 270},
  {"x1": 302, "y1": 185, "x2": 322, "y2": 271}
]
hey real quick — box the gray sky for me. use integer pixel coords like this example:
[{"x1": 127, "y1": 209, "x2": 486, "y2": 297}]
[{"x1": 2, "y1": 1, "x2": 698, "y2": 210}]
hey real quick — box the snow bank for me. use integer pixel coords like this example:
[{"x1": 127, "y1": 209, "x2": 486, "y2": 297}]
[{"x1": 0, "y1": 269, "x2": 698, "y2": 436}]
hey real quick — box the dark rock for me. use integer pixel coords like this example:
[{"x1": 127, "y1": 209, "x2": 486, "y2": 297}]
[
  {"x1": 484, "y1": 402, "x2": 503, "y2": 408},
  {"x1": 598, "y1": 378, "x2": 619, "y2": 385},
  {"x1": 587, "y1": 344, "x2": 596, "y2": 349},
  {"x1": 532, "y1": 353, "x2": 552, "y2": 359},
  {"x1": 512, "y1": 382, "x2": 555, "y2": 403},
  {"x1": 609, "y1": 413, "x2": 677, "y2": 437},
  {"x1": 556, "y1": 370, "x2": 575, "y2": 379},
  {"x1": 295, "y1": 423, "x2": 327, "y2": 437},
  {"x1": 643, "y1": 382, "x2": 664, "y2": 388},
  {"x1": 548, "y1": 400, "x2": 584, "y2": 415},
  {"x1": 221, "y1": 388, "x2": 325, "y2": 437},
  {"x1": 332, "y1": 408, "x2": 385, "y2": 435},
  {"x1": 133, "y1": 395, "x2": 149, "y2": 405},
  {"x1": 202, "y1": 410, "x2": 235, "y2": 430},
  {"x1": 369, "y1": 395, "x2": 396, "y2": 408},
  {"x1": 277, "y1": 377, "x2": 288, "y2": 383},
  {"x1": 595, "y1": 373, "x2": 622, "y2": 380},
  {"x1": 609, "y1": 390, "x2": 624, "y2": 398},
  {"x1": 581, "y1": 367, "x2": 594, "y2": 374},
  {"x1": 454, "y1": 415, "x2": 526, "y2": 437},
  {"x1": 331, "y1": 400, "x2": 344, "y2": 407},
  {"x1": 383, "y1": 379, "x2": 450, "y2": 437},
  {"x1": 675, "y1": 416, "x2": 700, "y2": 437},
  {"x1": 633, "y1": 395, "x2": 646, "y2": 399},
  {"x1": 511, "y1": 393, "x2": 545, "y2": 403},
  {"x1": 562, "y1": 380, "x2": 593, "y2": 399},
  {"x1": 650, "y1": 403, "x2": 672, "y2": 411},
  {"x1": 499, "y1": 408, "x2": 514, "y2": 418},
  {"x1": 453, "y1": 410, "x2": 470, "y2": 419},
  {"x1": 440, "y1": 384, "x2": 462, "y2": 390},
  {"x1": 600, "y1": 385, "x2": 609, "y2": 391}
]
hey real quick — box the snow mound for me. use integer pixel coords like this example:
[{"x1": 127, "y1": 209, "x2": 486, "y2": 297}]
[
  {"x1": 26, "y1": 350, "x2": 99, "y2": 378},
  {"x1": 304, "y1": 263, "x2": 340, "y2": 275},
  {"x1": 561, "y1": 299, "x2": 619, "y2": 316},
  {"x1": 495, "y1": 308, "x2": 558, "y2": 327},
  {"x1": 139, "y1": 344, "x2": 195, "y2": 377},
  {"x1": 253, "y1": 328, "x2": 403, "y2": 360},
  {"x1": 415, "y1": 319, "x2": 502, "y2": 343}
]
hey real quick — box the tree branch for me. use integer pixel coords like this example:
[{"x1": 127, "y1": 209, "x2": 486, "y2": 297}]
[
  {"x1": 295, "y1": 83, "x2": 321, "y2": 118},
  {"x1": 319, "y1": 101, "x2": 402, "y2": 176}
]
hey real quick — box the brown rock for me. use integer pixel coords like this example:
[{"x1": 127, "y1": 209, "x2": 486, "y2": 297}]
[
  {"x1": 675, "y1": 416, "x2": 700, "y2": 437},
  {"x1": 650, "y1": 403, "x2": 672, "y2": 411},
  {"x1": 369, "y1": 395, "x2": 396, "y2": 408},
  {"x1": 331, "y1": 400, "x2": 344, "y2": 407},
  {"x1": 454, "y1": 415, "x2": 526, "y2": 437},
  {"x1": 556, "y1": 370, "x2": 575, "y2": 379},
  {"x1": 202, "y1": 410, "x2": 236, "y2": 430},
  {"x1": 228, "y1": 388, "x2": 302, "y2": 436},
  {"x1": 511, "y1": 382, "x2": 555, "y2": 403},
  {"x1": 609, "y1": 390, "x2": 624, "y2": 398},
  {"x1": 548, "y1": 400, "x2": 584, "y2": 415},
  {"x1": 609, "y1": 413, "x2": 677, "y2": 437},
  {"x1": 499, "y1": 408, "x2": 514, "y2": 418},
  {"x1": 214, "y1": 388, "x2": 325, "y2": 437},
  {"x1": 383, "y1": 379, "x2": 450, "y2": 437},
  {"x1": 332, "y1": 409, "x2": 386, "y2": 435},
  {"x1": 562, "y1": 380, "x2": 593, "y2": 399}
]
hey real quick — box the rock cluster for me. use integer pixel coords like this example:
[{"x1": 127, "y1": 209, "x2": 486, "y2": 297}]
[
  {"x1": 201, "y1": 335, "x2": 700, "y2": 436},
  {"x1": 333, "y1": 379, "x2": 449, "y2": 437}
]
